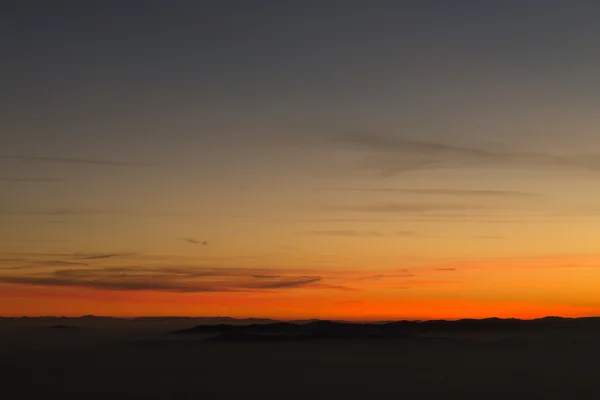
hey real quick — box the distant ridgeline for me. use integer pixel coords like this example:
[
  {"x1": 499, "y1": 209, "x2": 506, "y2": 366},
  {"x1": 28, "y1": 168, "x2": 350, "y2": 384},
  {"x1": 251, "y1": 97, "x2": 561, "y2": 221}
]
[
  {"x1": 4, "y1": 316, "x2": 600, "y2": 341},
  {"x1": 170, "y1": 317, "x2": 600, "y2": 341}
]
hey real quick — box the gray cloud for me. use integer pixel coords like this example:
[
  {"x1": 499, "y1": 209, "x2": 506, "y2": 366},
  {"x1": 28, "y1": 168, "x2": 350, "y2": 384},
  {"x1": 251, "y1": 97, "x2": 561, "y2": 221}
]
[
  {"x1": 302, "y1": 218, "x2": 400, "y2": 223},
  {"x1": 435, "y1": 268, "x2": 457, "y2": 271},
  {"x1": 315, "y1": 214, "x2": 600, "y2": 223},
  {"x1": 183, "y1": 238, "x2": 207, "y2": 245},
  {"x1": 2, "y1": 155, "x2": 147, "y2": 167},
  {"x1": 328, "y1": 202, "x2": 487, "y2": 214},
  {"x1": 332, "y1": 131, "x2": 498, "y2": 158},
  {"x1": 0, "y1": 265, "x2": 332, "y2": 293},
  {"x1": 0, "y1": 251, "x2": 132, "y2": 260},
  {"x1": 302, "y1": 230, "x2": 385, "y2": 237},
  {"x1": 0, "y1": 260, "x2": 90, "y2": 271},
  {"x1": 0, "y1": 257, "x2": 25, "y2": 262},
  {"x1": 312, "y1": 283, "x2": 361, "y2": 292},
  {"x1": 53, "y1": 208, "x2": 110, "y2": 216},
  {"x1": 70, "y1": 252, "x2": 131, "y2": 260},
  {"x1": 0, "y1": 177, "x2": 63, "y2": 183},
  {"x1": 351, "y1": 273, "x2": 415, "y2": 281},
  {"x1": 0, "y1": 208, "x2": 112, "y2": 217},
  {"x1": 40, "y1": 261, "x2": 89, "y2": 266},
  {"x1": 301, "y1": 229, "x2": 417, "y2": 238},
  {"x1": 318, "y1": 188, "x2": 538, "y2": 197},
  {"x1": 328, "y1": 132, "x2": 600, "y2": 176},
  {"x1": 248, "y1": 276, "x2": 322, "y2": 289},
  {"x1": 0, "y1": 208, "x2": 205, "y2": 218}
]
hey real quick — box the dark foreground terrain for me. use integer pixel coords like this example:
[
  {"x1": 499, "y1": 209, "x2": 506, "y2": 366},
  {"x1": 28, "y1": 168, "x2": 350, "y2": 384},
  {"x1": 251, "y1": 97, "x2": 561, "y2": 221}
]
[{"x1": 2, "y1": 317, "x2": 600, "y2": 399}]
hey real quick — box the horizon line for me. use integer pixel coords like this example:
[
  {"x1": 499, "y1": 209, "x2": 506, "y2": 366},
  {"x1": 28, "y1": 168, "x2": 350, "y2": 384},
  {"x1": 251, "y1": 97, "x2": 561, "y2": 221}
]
[{"x1": 0, "y1": 314, "x2": 592, "y2": 323}]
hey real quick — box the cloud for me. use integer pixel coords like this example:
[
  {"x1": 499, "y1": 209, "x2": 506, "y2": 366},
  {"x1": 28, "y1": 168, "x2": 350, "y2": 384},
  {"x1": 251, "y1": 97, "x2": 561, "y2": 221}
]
[
  {"x1": 40, "y1": 261, "x2": 89, "y2": 266},
  {"x1": 473, "y1": 235, "x2": 507, "y2": 240},
  {"x1": 328, "y1": 202, "x2": 487, "y2": 214},
  {"x1": 0, "y1": 208, "x2": 112, "y2": 217},
  {"x1": 0, "y1": 252, "x2": 476, "y2": 294},
  {"x1": 311, "y1": 283, "x2": 361, "y2": 292},
  {"x1": 301, "y1": 229, "x2": 418, "y2": 238},
  {"x1": 301, "y1": 218, "x2": 400, "y2": 223},
  {"x1": 183, "y1": 238, "x2": 207, "y2": 245},
  {"x1": 2, "y1": 155, "x2": 147, "y2": 167},
  {"x1": 0, "y1": 177, "x2": 63, "y2": 183},
  {"x1": 424, "y1": 253, "x2": 600, "y2": 272},
  {"x1": 70, "y1": 252, "x2": 131, "y2": 260},
  {"x1": 0, "y1": 265, "x2": 332, "y2": 293},
  {"x1": 302, "y1": 230, "x2": 385, "y2": 237},
  {"x1": 0, "y1": 260, "x2": 90, "y2": 271},
  {"x1": 327, "y1": 132, "x2": 600, "y2": 176},
  {"x1": 307, "y1": 211, "x2": 600, "y2": 223},
  {"x1": 249, "y1": 276, "x2": 322, "y2": 289},
  {"x1": 318, "y1": 188, "x2": 538, "y2": 197},
  {"x1": 0, "y1": 252, "x2": 132, "y2": 260},
  {"x1": 0, "y1": 208, "x2": 204, "y2": 218},
  {"x1": 349, "y1": 272, "x2": 415, "y2": 281}
]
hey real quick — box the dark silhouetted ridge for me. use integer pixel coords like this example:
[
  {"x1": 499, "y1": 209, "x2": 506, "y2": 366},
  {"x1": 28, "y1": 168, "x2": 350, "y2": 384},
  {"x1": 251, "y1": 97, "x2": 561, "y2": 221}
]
[
  {"x1": 171, "y1": 316, "x2": 600, "y2": 341},
  {"x1": 47, "y1": 325, "x2": 79, "y2": 330}
]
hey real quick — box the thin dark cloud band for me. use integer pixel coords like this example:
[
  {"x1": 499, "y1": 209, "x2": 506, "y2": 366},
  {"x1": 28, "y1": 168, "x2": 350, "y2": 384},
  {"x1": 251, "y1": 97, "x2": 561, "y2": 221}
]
[{"x1": 2, "y1": 155, "x2": 148, "y2": 167}]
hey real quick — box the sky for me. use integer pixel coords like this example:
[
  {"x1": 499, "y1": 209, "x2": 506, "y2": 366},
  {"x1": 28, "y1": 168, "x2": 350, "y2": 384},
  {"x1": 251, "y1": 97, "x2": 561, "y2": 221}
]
[{"x1": 3, "y1": 1, "x2": 600, "y2": 320}]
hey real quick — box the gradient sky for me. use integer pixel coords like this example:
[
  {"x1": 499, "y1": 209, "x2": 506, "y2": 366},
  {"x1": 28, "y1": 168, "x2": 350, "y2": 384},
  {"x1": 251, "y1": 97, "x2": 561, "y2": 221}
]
[{"x1": 3, "y1": 1, "x2": 600, "y2": 320}]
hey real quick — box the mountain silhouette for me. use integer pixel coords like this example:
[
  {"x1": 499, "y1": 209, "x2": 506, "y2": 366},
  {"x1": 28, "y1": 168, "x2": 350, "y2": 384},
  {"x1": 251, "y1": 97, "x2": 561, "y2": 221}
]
[{"x1": 171, "y1": 316, "x2": 600, "y2": 341}]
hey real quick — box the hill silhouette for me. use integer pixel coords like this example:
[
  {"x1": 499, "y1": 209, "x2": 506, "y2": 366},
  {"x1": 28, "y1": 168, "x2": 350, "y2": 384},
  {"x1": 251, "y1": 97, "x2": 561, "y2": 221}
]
[
  {"x1": 170, "y1": 316, "x2": 600, "y2": 341},
  {"x1": 4, "y1": 315, "x2": 600, "y2": 399}
]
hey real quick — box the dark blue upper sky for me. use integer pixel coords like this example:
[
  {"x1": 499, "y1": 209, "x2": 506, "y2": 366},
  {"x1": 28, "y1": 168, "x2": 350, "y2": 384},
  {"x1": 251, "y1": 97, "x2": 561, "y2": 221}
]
[
  {"x1": 3, "y1": 1, "x2": 600, "y2": 260},
  {"x1": 4, "y1": 1, "x2": 600, "y2": 152}
]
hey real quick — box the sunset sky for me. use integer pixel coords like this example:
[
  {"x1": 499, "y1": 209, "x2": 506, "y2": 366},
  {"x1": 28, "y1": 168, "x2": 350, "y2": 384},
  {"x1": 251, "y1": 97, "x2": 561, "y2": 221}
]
[{"x1": 3, "y1": 1, "x2": 600, "y2": 320}]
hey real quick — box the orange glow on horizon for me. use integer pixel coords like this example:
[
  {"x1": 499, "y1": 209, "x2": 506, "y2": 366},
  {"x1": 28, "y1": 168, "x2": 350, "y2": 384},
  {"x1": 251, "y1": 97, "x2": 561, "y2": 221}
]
[{"x1": 3, "y1": 280, "x2": 600, "y2": 321}]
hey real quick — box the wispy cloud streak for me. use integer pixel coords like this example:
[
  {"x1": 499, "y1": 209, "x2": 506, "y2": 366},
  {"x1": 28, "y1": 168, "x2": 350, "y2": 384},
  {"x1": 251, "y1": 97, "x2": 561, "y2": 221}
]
[
  {"x1": 302, "y1": 230, "x2": 385, "y2": 237},
  {"x1": 0, "y1": 177, "x2": 63, "y2": 183},
  {"x1": 2, "y1": 155, "x2": 147, "y2": 167},
  {"x1": 318, "y1": 188, "x2": 539, "y2": 197},
  {"x1": 0, "y1": 265, "x2": 332, "y2": 293},
  {"x1": 325, "y1": 132, "x2": 600, "y2": 176},
  {"x1": 301, "y1": 229, "x2": 417, "y2": 238},
  {"x1": 326, "y1": 202, "x2": 487, "y2": 214}
]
